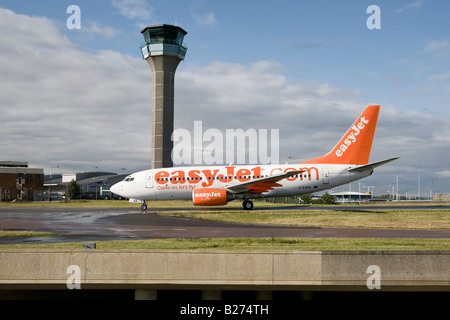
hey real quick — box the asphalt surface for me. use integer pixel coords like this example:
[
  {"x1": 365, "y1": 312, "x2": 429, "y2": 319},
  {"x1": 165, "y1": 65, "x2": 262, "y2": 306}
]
[{"x1": 0, "y1": 205, "x2": 449, "y2": 244}]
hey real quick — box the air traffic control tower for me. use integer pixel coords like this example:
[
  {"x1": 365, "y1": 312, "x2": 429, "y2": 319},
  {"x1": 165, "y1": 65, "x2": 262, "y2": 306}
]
[{"x1": 140, "y1": 24, "x2": 187, "y2": 169}]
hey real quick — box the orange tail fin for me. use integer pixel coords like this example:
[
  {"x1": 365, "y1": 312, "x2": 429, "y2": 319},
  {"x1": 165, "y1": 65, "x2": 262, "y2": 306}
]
[{"x1": 302, "y1": 105, "x2": 380, "y2": 165}]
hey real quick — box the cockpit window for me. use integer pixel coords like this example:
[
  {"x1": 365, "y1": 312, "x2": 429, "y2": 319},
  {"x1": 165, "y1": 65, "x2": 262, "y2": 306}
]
[{"x1": 123, "y1": 176, "x2": 134, "y2": 182}]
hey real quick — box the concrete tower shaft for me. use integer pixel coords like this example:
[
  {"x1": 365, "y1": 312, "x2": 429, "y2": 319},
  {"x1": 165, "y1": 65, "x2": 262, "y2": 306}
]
[
  {"x1": 140, "y1": 24, "x2": 187, "y2": 169},
  {"x1": 146, "y1": 55, "x2": 181, "y2": 169}
]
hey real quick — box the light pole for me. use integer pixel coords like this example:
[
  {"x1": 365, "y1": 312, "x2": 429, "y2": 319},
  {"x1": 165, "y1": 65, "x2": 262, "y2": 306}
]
[
  {"x1": 417, "y1": 167, "x2": 421, "y2": 200},
  {"x1": 49, "y1": 166, "x2": 59, "y2": 179}
]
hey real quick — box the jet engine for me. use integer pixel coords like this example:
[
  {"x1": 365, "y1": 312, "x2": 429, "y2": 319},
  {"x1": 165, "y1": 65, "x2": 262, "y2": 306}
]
[{"x1": 192, "y1": 188, "x2": 229, "y2": 206}]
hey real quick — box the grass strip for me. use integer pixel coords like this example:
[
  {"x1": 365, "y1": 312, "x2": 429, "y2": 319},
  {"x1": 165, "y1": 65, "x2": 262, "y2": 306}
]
[
  {"x1": 157, "y1": 209, "x2": 450, "y2": 230},
  {"x1": 0, "y1": 237, "x2": 448, "y2": 251},
  {"x1": 0, "y1": 230, "x2": 60, "y2": 237}
]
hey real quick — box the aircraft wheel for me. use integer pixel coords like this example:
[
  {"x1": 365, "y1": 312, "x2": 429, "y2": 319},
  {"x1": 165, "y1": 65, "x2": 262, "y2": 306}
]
[
  {"x1": 243, "y1": 200, "x2": 253, "y2": 210},
  {"x1": 141, "y1": 203, "x2": 148, "y2": 211}
]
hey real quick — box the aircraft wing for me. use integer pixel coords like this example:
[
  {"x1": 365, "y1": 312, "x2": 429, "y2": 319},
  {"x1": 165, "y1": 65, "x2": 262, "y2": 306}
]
[
  {"x1": 347, "y1": 157, "x2": 400, "y2": 172},
  {"x1": 225, "y1": 170, "x2": 304, "y2": 194}
]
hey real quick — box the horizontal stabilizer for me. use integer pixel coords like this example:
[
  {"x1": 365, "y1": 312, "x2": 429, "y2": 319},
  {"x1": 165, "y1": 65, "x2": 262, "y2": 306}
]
[{"x1": 347, "y1": 157, "x2": 400, "y2": 172}]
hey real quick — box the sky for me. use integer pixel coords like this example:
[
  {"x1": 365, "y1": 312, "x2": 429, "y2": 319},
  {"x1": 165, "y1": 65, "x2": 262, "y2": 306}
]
[{"x1": 0, "y1": 0, "x2": 449, "y2": 197}]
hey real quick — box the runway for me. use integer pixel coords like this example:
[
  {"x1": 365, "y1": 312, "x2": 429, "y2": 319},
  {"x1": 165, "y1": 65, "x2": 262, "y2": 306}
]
[{"x1": 0, "y1": 205, "x2": 449, "y2": 244}]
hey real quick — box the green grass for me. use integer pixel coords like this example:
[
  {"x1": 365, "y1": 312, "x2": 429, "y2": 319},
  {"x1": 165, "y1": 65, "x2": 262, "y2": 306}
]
[
  {"x1": 157, "y1": 209, "x2": 450, "y2": 230},
  {"x1": 0, "y1": 230, "x2": 60, "y2": 237},
  {"x1": 1, "y1": 237, "x2": 448, "y2": 251}
]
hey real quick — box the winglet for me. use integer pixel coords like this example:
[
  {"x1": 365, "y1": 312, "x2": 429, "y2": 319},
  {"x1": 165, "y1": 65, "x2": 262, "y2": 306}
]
[{"x1": 302, "y1": 105, "x2": 380, "y2": 165}]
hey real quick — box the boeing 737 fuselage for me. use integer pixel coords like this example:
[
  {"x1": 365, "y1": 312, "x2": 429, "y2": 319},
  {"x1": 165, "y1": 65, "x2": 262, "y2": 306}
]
[{"x1": 111, "y1": 105, "x2": 398, "y2": 210}]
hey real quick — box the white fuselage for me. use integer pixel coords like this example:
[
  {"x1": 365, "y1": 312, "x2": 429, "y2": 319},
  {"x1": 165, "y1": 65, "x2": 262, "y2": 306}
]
[
  {"x1": 109, "y1": 105, "x2": 396, "y2": 208},
  {"x1": 110, "y1": 163, "x2": 372, "y2": 202}
]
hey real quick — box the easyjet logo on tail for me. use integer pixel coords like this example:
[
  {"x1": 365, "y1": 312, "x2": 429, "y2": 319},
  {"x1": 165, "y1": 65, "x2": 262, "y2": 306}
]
[
  {"x1": 300, "y1": 105, "x2": 379, "y2": 166},
  {"x1": 335, "y1": 116, "x2": 369, "y2": 157}
]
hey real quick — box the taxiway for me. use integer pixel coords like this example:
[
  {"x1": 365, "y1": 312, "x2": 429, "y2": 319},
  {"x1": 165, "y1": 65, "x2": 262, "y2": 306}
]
[{"x1": 0, "y1": 205, "x2": 449, "y2": 244}]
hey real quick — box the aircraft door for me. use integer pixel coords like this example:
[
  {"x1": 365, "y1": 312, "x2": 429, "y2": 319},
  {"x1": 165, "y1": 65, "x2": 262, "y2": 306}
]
[
  {"x1": 322, "y1": 168, "x2": 329, "y2": 184},
  {"x1": 145, "y1": 173, "x2": 154, "y2": 188}
]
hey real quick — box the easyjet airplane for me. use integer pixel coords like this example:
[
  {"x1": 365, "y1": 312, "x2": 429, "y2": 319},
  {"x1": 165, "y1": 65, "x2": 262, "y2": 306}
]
[{"x1": 110, "y1": 105, "x2": 398, "y2": 210}]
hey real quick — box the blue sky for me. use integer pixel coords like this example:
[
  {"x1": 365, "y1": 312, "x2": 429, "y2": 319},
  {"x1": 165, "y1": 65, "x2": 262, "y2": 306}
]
[
  {"x1": 0, "y1": 0, "x2": 449, "y2": 196},
  {"x1": 3, "y1": 0, "x2": 449, "y2": 113}
]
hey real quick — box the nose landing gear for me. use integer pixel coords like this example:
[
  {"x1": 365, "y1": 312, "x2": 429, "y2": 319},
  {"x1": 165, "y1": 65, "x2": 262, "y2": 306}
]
[{"x1": 141, "y1": 202, "x2": 148, "y2": 211}]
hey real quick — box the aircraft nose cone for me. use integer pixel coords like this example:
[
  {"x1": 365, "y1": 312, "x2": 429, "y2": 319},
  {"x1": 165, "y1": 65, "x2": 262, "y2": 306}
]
[{"x1": 110, "y1": 182, "x2": 121, "y2": 196}]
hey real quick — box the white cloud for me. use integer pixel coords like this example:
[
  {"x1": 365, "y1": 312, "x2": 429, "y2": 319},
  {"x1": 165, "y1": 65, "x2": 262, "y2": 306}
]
[
  {"x1": 189, "y1": 2, "x2": 217, "y2": 26},
  {"x1": 428, "y1": 71, "x2": 450, "y2": 81},
  {"x1": 396, "y1": 0, "x2": 425, "y2": 13},
  {"x1": 84, "y1": 21, "x2": 119, "y2": 39},
  {"x1": 0, "y1": 7, "x2": 449, "y2": 194},
  {"x1": 425, "y1": 38, "x2": 450, "y2": 58},
  {"x1": 111, "y1": 0, "x2": 154, "y2": 20},
  {"x1": 193, "y1": 12, "x2": 217, "y2": 26},
  {"x1": 175, "y1": 62, "x2": 450, "y2": 193},
  {"x1": 436, "y1": 170, "x2": 450, "y2": 178},
  {"x1": 426, "y1": 39, "x2": 449, "y2": 52},
  {"x1": 0, "y1": 8, "x2": 152, "y2": 173}
]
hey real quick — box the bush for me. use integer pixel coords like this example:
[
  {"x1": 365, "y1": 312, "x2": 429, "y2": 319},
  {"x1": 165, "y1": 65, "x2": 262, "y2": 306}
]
[
  {"x1": 68, "y1": 179, "x2": 81, "y2": 199},
  {"x1": 314, "y1": 193, "x2": 336, "y2": 204},
  {"x1": 300, "y1": 194, "x2": 313, "y2": 204}
]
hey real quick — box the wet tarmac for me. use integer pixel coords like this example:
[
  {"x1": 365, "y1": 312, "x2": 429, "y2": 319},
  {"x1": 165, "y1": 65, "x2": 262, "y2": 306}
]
[{"x1": 0, "y1": 205, "x2": 449, "y2": 244}]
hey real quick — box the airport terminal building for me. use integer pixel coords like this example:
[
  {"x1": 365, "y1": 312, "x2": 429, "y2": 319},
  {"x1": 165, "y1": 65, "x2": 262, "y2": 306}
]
[
  {"x1": 0, "y1": 161, "x2": 44, "y2": 201},
  {"x1": 45, "y1": 171, "x2": 128, "y2": 200}
]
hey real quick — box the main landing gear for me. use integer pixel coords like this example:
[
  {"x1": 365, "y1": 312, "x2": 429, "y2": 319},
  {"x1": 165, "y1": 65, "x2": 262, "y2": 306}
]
[
  {"x1": 242, "y1": 200, "x2": 253, "y2": 210},
  {"x1": 141, "y1": 202, "x2": 148, "y2": 211}
]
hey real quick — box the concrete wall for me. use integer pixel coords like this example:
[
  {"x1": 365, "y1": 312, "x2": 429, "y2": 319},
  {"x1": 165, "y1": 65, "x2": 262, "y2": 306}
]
[{"x1": 1, "y1": 250, "x2": 449, "y2": 295}]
